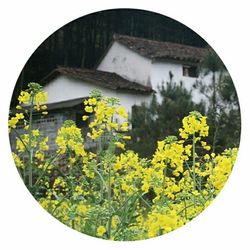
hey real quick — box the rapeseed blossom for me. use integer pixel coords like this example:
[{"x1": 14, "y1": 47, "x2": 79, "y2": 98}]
[{"x1": 9, "y1": 87, "x2": 238, "y2": 241}]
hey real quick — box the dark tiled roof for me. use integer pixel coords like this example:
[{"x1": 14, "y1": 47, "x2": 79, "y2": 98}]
[
  {"x1": 113, "y1": 34, "x2": 207, "y2": 63},
  {"x1": 42, "y1": 67, "x2": 153, "y2": 93}
]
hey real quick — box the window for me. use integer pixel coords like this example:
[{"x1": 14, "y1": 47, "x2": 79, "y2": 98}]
[{"x1": 182, "y1": 65, "x2": 198, "y2": 78}]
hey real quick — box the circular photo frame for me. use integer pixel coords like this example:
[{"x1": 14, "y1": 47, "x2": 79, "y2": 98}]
[{"x1": 8, "y1": 9, "x2": 240, "y2": 241}]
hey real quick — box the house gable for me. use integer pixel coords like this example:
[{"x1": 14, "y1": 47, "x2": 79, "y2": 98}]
[
  {"x1": 96, "y1": 34, "x2": 208, "y2": 98},
  {"x1": 97, "y1": 41, "x2": 152, "y2": 87}
]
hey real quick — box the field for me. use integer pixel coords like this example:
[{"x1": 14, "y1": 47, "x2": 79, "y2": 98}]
[{"x1": 9, "y1": 83, "x2": 237, "y2": 240}]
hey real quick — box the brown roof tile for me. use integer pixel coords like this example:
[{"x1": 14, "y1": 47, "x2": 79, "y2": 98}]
[
  {"x1": 113, "y1": 34, "x2": 207, "y2": 63},
  {"x1": 42, "y1": 67, "x2": 153, "y2": 93}
]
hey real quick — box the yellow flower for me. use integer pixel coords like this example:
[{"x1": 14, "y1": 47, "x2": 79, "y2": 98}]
[
  {"x1": 105, "y1": 106, "x2": 115, "y2": 117},
  {"x1": 108, "y1": 122, "x2": 119, "y2": 130},
  {"x1": 56, "y1": 123, "x2": 84, "y2": 155},
  {"x1": 42, "y1": 111, "x2": 48, "y2": 115},
  {"x1": 116, "y1": 107, "x2": 128, "y2": 118},
  {"x1": 24, "y1": 125, "x2": 29, "y2": 130},
  {"x1": 34, "y1": 91, "x2": 48, "y2": 105},
  {"x1": 123, "y1": 135, "x2": 131, "y2": 140},
  {"x1": 32, "y1": 129, "x2": 40, "y2": 137},
  {"x1": 204, "y1": 154, "x2": 210, "y2": 160},
  {"x1": 16, "y1": 134, "x2": 29, "y2": 152},
  {"x1": 111, "y1": 216, "x2": 120, "y2": 229},
  {"x1": 88, "y1": 98, "x2": 97, "y2": 106},
  {"x1": 16, "y1": 113, "x2": 24, "y2": 119},
  {"x1": 35, "y1": 151, "x2": 45, "y2": 161},
  {"x1": 75, "y1": 185, "x2": 84, "y2": 195},
  {"x1": 96, "y1": 226, "x2": 106, "y2": 237},
  {"x1": 85, "y1": 106, "x2": 93, "y2": 113},
  {"x1": 120, "y1": 121, "x2": 128, "y2": 131},
  {"x1": 82, "y1": 115, "x2": 88, "y2": 121},
  {"x1": 18, "y1": 91, "x2": 30, "y2": 104},
  {"x1": 8, "y1": 117, "x2": 19, "y2": 129},
  {"x1": 179, "y1": 112, "x2": 209, "y2": 139},
  {"x1": 115, "y1": 142, "x2": 125, "y2": 150},
  {"x1": 12, "y1": 152, "x2": 24, "y2": 168},
  {"x1": 88, "y1": 128, "x2": 103, "y2": 140}
]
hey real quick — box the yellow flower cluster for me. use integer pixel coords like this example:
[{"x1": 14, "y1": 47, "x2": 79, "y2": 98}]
[
  {"x1": 179, "y1": 111, "x2": 209, "y2": 139},
  {"x1": 8, "y1": 112, "x2": 24, "y2": 132},
  {"x1": 208, "y1": 148, "x2": 238, "y2": 192},
  {"x1": 52, "y1": 177, "x2": 68, "y2": 195},
  {"x1": 16, "y1": 134, "x2": 29, "y2": 152},
  {"x1": 34, "y1": 91, "x2": 47, "y2": 105},
  {"x1": 35, "y1": 137, "x2": 49, "y2": 162},
  {"x1": 83, "y1": 96, "x2": 129, "y2": 140},
  {"x1": 12, "y1": 152, "x2": 24, "y2": 169},
  {"x1": 56, "y1": 122, "x2": 86, "y2": 157},
  {"x1": 9, "y1": 86, "x2": 239, "y2": 241},
  {"x1": 152, "y1": 140, "x2": 188, "y2": 176},
  {"x1": 141, "y1": 208, "x2": 179, "y2": 238},
  {"x1": 113, "y1": 151, "x2": 144, "y2": 196},
  {"x1": 17, "y1": 83, "x2": 48, "y2": 114},
  {"x1": 18, "y1": 91, "x2": 31, "y2": 104},
  {"x1": 96, "y1": 226, "x2": 106, "y2": 237}
]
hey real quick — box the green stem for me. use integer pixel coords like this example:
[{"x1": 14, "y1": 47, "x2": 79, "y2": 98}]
[
  {"x1": 107, "y1": 163, "x2": 112, "y2": 239},
  {"x1": 93, "y1": 165, "x2": 109, "y2": 191},
  {"x1": 161, "y1": 164, "x2": 167, "y2": 201},
  {"x1": 28, "y1": 95, "x2": 34, "y2": 188},
  {"x1": 192, "y1": 133, "x2": 196, "y2": 189},
  {"x1": 12, "y1": 128, "x2": 30, "y2": 181},
  {"x1": 12, "y1": 128, "x2": 30, "y2": 153},
  {"x1": 138, "y1": 193, "x2": 151, "y2": 209},
  {"x1": 32, "y1": 152, "x2": 60, "y2": 190},
  {"x1": 184, "y1": 197, "x2": 187, "y2": 220}
]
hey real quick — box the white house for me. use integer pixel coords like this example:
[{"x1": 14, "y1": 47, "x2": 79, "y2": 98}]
[
  {"x1": 10, "y1": 34, "x2": 210, "y2": 150},
  {"x1": 97, "y1": 34, "x2": 209, "y2": 103},
  {"x1": 23, "y1": 66, "x2": 152, "y2": 150},
  {"x1": 43, "y1": 66, "x2": 152, "y2": 117},
  {"x1": 42, "y1": 34, "x2": 210, "y2": 116}
]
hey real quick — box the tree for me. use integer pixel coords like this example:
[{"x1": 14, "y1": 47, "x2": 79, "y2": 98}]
[
  {"x1": 194, "y1": 48, "x2": 241, "y2": 152},
  {"x1": 128, "y1": 79, "x2": 205, "y2": 157}
]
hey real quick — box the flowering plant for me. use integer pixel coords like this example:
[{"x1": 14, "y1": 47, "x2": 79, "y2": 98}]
[{"x1": 9, "y1": 83, "x2": 238, "y2": 240}]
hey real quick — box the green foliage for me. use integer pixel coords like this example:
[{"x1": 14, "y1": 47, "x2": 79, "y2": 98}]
[
  {"x1": 128, "y1": 81, "x2": 205, "y2": 157},
  {"x1": 195, "y1": 49, "x2": 241, "y2": 151},
  {"x1": 9, "y1": 87, "x2": 238, "y2": 240},
  {"x1": 129, "y1": 64, "x2": 240, "y2": 156}
]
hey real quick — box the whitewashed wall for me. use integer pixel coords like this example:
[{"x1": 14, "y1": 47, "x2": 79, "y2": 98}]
[
  {"x1": 44, "y1": 75, "x2": 152, "y2": 118},
  {"x1": 97, "y1": 41, "x2": 152, "y2": 86},
  {"x1": 150, "y1": 61, "x2": 212, "y2": 103},
  {"x1": 151, "y1": 61, "x2": 202, "y2": 102},
  {"x1": 97, "y1": 42, "x2": 212, "y2": 104}
]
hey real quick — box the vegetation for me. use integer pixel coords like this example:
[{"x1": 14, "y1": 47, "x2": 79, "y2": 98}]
[
  {"x1": 129, "y1": 50, "x2": 240, "y2": 157},
  {"x1": 129, "y1": 79, "x2": 205, "y2": 157},
  {"x1": 9, "y1": 83, "x2": 238, "y2": 241},
  {"x1": 195, "y1": 49, "x2": 241, "y2": 151}
]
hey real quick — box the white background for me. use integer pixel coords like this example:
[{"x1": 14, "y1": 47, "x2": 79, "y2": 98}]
[{"x1": 1, "y1": 1, "x2": 250, "y2": 249}]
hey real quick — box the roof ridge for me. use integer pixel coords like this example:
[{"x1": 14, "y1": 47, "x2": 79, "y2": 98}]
[
  {"x1": 113, "y1": 33, "x2": 206, "y2": 50},
  {"x1": 42, "y1": 66, "x2": 153, "y2": 93},
  {"x1": 112, "y1": 33, "x2": 207, "y2": 62}
]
